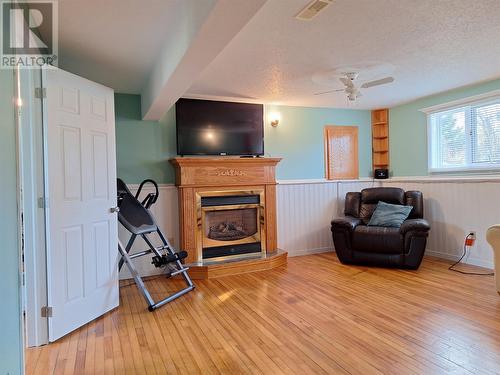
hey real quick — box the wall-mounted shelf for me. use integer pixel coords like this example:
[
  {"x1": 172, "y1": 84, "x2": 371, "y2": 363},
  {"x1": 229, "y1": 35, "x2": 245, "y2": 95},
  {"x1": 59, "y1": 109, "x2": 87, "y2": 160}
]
[{"x1": 371, "y1": 109, "x2": 389, "y2": 173}]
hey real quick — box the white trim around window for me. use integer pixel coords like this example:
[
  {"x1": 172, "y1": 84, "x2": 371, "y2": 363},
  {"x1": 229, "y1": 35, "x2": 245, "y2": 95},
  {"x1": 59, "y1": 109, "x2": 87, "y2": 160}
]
[
  {"x1": 420, "y1": 89, "x2": 500, "y2": 174},
  {"x1": 420, "y1": 89, "x2": 500, "y2": 115}
]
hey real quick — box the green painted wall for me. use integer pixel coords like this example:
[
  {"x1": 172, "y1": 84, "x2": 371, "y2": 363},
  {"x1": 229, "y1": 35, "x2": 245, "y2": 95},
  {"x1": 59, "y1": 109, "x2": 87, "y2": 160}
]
[
  {"x1": 115, "y1": 95, "x2": 372, "y2": 183},
  {"x1": 115, "y1": 94, "x2": 176, "y2": 184},
  {"x1": 390, "y1": 78, "x2": 500, "y2": 176},
  {"x1": 0, "y1": 70, "x2": 23, "y2": 374},
  {"x1": 265, "y1": 105, "x2": 372, "y2": 179}
]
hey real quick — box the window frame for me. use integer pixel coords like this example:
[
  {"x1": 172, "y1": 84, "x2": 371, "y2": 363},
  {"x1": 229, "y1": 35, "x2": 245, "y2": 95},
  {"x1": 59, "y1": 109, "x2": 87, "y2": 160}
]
[{"x1": 422, "y1": 90, "x2": 500, "y2": 174}]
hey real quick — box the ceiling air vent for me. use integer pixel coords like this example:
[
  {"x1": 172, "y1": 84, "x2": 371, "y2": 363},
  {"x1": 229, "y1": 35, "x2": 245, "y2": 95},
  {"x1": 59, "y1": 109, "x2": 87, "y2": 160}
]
[{"x1": 295, "y1": 0, "x2": 333, "y2": 21}]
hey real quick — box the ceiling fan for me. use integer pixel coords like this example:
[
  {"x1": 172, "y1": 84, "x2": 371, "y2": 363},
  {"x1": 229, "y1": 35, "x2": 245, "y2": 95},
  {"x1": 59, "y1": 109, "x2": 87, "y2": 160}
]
[{"x1": 314, "y1": 72, "x2": 394, "y2": 101}]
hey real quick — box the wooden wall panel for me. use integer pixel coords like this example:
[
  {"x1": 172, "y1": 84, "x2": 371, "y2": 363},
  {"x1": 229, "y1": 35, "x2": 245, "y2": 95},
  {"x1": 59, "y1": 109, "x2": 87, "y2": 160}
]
[
  {"x1": 179, "y1": 187, "x2": 197, "y2": 263},
  {"x1": 324, "y1": 126, "x2": 359, "y2": 180},
  {"x1": 170, "y1": 158, "x2": 280, "y2": 187},
  {"x1": 265, "y1": 184, "x2": 278, "y2": 251}
]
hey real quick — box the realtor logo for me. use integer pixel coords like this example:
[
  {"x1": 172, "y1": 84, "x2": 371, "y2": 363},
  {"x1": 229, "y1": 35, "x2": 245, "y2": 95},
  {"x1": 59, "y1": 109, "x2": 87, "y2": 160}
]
[{"x1": 1, "y1": 1, "x2": 58, "y2": 68}]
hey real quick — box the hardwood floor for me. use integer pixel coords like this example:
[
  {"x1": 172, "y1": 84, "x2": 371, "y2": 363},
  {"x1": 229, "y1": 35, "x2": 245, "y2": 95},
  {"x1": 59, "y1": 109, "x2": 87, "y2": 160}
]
[{"x1": 25, "y1": 253, "x2": 500, "y2": 375}]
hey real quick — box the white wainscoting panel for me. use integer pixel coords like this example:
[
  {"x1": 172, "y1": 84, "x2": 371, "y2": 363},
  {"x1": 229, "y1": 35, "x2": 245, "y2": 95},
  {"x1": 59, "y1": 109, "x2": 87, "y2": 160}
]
[
  {"x1": 380, "y1": 179, "x2": 499, "y2": 268},
  {"x1": 276, "y1": 180, "x2": 375, "y2": 256},
  {"x1": 120, "y1": 177, "x2": 497, "y2": 279},
  {"x1": 277, "y1": 178, "x2": 497, "y2": 268},
  {"x1": 276, "y1": 182, "x2": 337, "y2": 256}
]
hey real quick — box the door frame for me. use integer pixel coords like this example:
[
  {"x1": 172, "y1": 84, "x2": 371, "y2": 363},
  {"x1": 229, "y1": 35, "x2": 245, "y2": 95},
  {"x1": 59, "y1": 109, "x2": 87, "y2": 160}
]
[{"x1": 20, "y1": 67, "x2": 50, "y2": 347}]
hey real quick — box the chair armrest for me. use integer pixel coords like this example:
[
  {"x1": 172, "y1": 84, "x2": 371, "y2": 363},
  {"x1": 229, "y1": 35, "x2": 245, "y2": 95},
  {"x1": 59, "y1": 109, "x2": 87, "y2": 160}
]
[
  {"x1": 331, "y1": 216, "x2": 362, "y2": 232},
  {"x1": 400, "y1": 218, "x2": 430, "y2": 234},
  {"x1": 486, "y1": 224, "x2": 500, "y2": 246},
  {"x1": 487, "y1": 224, "x2": 500, "y2": 234}
]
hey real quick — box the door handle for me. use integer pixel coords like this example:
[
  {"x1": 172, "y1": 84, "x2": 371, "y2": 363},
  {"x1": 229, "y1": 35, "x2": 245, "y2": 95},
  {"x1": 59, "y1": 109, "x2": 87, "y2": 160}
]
[{"x1": 110, "y1": 206, "x2": 120, "y2": 213}]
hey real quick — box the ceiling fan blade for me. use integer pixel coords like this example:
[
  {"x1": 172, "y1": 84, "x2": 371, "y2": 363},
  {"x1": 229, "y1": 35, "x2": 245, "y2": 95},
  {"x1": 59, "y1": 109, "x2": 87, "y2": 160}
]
[
  {"x1": 339, "y1": 77, "x2": 354, "y2": 88},
  {"x1": 314, "y1": 88, "x2": 344, "y2": 95},
  {"x1": 361, "y1": 76, "x2": 394, "y2": 89}
]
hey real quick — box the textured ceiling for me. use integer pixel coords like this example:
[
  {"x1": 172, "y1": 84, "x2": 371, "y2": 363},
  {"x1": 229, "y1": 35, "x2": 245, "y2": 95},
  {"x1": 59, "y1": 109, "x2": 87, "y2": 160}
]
[{"x1": 187, "y1": 0, "x2": 500, "y2": 109}]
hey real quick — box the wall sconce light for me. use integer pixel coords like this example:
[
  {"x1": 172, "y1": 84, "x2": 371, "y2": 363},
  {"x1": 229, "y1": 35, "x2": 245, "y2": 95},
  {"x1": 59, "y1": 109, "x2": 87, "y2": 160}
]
[{"x1": 269, "y1": 112, "x2": 281, "y2": 127}]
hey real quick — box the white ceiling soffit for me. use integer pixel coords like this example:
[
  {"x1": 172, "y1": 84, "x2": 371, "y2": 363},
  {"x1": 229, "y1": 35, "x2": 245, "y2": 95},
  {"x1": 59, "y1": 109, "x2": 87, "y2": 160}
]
[
  {"x1": 186, "y1": 0, "x2": 500, "y2": 110},
  {"x1": 141, "y1": 0, "x2": 268, "y2": 120}
]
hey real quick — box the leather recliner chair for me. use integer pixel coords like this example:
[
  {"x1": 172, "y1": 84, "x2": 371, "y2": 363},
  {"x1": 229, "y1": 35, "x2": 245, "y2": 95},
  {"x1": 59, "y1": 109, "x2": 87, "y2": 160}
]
[{"x1": 331, "y1": 187, "x2": 430, "y2": 269}]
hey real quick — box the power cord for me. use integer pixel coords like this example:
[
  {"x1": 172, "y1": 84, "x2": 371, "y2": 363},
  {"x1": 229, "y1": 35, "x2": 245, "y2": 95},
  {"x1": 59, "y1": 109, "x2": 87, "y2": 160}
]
[{"x1": 448, "y1": 233, "x2": 494, "y2": 276}]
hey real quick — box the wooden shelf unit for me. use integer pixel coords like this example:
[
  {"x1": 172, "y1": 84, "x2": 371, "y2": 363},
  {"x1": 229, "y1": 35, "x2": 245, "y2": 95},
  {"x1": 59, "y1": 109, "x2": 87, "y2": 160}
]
[{"x1": 371, "y1": 109, "x2": 389, "y2": 173}]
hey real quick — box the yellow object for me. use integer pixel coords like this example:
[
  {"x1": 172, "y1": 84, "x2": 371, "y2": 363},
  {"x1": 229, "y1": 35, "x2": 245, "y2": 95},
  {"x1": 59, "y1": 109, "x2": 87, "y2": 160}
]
[{"x1": 486, "y1": 225, "x2": 500, "y2": 295}]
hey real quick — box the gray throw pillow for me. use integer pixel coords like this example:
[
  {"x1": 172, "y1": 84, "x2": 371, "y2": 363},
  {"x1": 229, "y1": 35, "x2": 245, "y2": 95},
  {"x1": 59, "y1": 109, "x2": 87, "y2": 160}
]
[{"x1": 368, "y1": 201, "x2": 412, "y2": 228}]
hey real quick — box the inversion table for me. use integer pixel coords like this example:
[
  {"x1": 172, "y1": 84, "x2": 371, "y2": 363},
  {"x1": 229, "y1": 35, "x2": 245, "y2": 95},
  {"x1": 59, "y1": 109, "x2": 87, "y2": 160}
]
[{"x1": 116, "y1": 178, "x2": 194, "y2": 311}]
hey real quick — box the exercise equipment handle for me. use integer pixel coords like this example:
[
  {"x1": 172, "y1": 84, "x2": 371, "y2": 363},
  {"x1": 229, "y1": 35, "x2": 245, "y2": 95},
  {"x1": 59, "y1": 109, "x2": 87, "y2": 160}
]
[{"x1": 136, "y1": 179, "x2": 159, "y2": 208}]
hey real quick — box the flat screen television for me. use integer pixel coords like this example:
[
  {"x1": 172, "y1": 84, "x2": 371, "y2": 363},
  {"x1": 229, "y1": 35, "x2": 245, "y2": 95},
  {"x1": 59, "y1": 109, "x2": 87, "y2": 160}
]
[{"x1": 176, "y1": 98, "x2": 264, "y2": 156}]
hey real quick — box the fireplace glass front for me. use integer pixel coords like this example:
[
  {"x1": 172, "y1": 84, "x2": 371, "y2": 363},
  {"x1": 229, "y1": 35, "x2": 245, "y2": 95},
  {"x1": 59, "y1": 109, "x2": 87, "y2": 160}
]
[{"x1": 200, "y1": 193, "x2": 263, "y2": 260}]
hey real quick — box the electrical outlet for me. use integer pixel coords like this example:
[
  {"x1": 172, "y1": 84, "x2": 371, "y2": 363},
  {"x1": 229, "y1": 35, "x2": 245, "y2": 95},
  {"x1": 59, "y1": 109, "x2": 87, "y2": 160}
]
[
  {"x1": 168, "y1": 237, "x2": 175, "y2": 246},
  {"x1": 465, "y1": 231, "x2": 476, "y2": 247}
]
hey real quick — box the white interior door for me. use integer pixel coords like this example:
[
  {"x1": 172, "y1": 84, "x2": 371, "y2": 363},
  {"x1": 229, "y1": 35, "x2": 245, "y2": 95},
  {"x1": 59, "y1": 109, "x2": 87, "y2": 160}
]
[{"x1": 44, "y1": 68, "x2": 118, "y2": 341}]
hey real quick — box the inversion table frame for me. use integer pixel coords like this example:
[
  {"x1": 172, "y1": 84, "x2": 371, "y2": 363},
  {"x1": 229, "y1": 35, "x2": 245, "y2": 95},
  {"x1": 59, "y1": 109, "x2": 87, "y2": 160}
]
[{"x1": 117, "y1": 179, "x2": 194, "y2": 311}]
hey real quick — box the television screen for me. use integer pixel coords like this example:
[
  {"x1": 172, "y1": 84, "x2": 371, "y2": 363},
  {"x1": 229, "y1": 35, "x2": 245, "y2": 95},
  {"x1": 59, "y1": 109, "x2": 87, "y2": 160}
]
[{"x1": 176, "y1": 99, "x2": 264, "y2": 156}]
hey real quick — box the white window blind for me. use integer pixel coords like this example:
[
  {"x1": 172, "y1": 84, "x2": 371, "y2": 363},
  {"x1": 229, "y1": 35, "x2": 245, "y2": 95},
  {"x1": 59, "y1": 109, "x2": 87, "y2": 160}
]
[{"x1": 427, "y1": 95, "x2": 500, "y2": 172}]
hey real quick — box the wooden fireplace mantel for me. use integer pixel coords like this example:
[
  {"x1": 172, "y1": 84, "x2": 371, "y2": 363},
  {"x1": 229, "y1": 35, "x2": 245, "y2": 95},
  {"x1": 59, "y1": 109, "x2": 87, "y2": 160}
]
[
  {"x1": 170, "y1": 157, "x2": 282, "y2": 187},
  {"x1": 169, "y1": 157, "x2": 286, "y2": 278}
]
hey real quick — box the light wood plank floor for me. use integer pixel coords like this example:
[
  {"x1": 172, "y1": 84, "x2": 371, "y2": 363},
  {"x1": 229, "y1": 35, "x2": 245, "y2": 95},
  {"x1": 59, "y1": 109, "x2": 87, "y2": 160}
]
[{"x1": 26, "y1": 253, "x2": 500, "y2": 375}]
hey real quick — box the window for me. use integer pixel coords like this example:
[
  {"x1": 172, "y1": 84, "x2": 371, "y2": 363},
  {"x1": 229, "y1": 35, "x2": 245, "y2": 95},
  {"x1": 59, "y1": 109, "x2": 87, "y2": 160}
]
[{"x1": 427, "y1": 94, "x2": 500, "y2": 172}]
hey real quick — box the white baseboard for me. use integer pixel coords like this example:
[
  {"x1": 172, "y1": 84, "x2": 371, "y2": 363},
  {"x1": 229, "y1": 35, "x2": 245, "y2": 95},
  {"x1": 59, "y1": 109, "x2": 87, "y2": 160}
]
[
  {"x1": 289, "y1": 246, "x2": 494, "y2": 270},
  {"x1": 287, "y1": 247, "x2": 333, "y2": 257},
  {"x1": 288, "y1": 247, "x2": 494, "y2": 270},
  {"x1": 425, "y1": 249, "x2": 494, "y2": 269}
]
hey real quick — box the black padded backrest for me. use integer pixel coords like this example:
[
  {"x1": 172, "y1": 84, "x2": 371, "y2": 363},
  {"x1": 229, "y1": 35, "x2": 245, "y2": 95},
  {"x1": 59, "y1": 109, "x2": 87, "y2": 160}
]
[
  {"x1": 117, "y1": 178, "x2": 157, "y2": 235},
  {"x1": 344, "y1": 192, "x2": 361, "y2": 217},
  {"x1": 359, "y1": 187, "x2": 405, "y2": 224},
  {"x1": 405, "y1": 191, "x2": 424, "y2": 219}
]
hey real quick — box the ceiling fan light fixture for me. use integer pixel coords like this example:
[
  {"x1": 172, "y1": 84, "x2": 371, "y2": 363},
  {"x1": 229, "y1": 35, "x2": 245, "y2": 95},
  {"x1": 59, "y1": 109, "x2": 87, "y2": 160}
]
[
  {"x1": 313, "y1": 69, "x2": 395, "y2": 102},
  {"x1": 344, "y1": 72, "x2": 359, "y2": 81}
]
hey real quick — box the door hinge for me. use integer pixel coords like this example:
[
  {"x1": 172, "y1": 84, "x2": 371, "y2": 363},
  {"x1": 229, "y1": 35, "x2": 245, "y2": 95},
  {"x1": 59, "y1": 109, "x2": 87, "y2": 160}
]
[
  {"x1": 38, "y1": 197, "x2": 48, "y2": 209},
  {"x1": 41, "y1": 306, "x2": 53, "y2": 318},
  {"x1": 34, "y1": 87, "x2": 46, "y2": 99}
]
